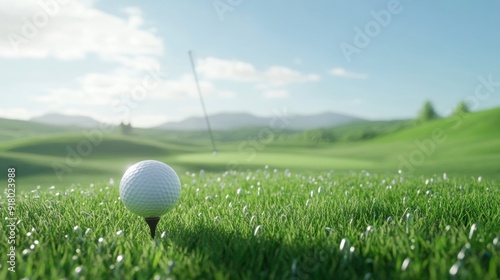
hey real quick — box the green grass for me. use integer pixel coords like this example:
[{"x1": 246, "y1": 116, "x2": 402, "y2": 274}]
[
  {"x1": 2, "y1": 170, "x2": 499, "y2": 279},
  {"x1": 1, "y1": 107, "x2": 500, "y2": 189}
]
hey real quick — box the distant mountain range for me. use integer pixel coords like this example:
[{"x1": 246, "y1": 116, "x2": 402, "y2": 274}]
[
  {"x1": 29, "y1": 112, "x2": 364, "y2": 131},
  {"x1": 30, "y1": 113, "x2": 101, "y2": 128},
  {"x1": 155, "y1": 112, "x2": 363, "y2": 131}
]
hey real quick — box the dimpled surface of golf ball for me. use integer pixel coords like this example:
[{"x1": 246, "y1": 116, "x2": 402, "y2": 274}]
[{"x1": 119, "y1": 160, "x2": 181, "y2": 218}]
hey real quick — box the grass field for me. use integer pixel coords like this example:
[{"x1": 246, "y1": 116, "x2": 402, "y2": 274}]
[
  {"x1": 1, "y1": 108, "x2": 500, "y2": 279},
  {"x1": 1, "y1": 107, "x2": 499, "y2": 190},
  {"x1": 2, "y1": 170, "x2": 499, "y2": 279}
]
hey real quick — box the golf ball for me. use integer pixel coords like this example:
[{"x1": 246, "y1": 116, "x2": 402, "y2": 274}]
[{"x1": 119, "y1": 160, "x2": 181, "y2": 218}]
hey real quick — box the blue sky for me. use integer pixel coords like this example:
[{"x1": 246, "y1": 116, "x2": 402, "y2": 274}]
[{"x1": 1, "y1": 0, "x2": 499, "y2": 127}]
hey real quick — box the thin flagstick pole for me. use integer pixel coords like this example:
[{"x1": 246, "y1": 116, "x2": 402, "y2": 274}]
[{"x1": 188, "y1": 50, "x2": 218, "y2": 154}]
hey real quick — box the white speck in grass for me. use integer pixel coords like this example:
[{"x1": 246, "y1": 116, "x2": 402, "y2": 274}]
[
  {"x1": 478, "y1": 176, "x2": 482, "y2": 183},
  {"x1": 305, "y1": 199, "x2": 311, "y2": 206},
  {"x1": 109, "y1": 264, "x2": 115, "y2": 270},
  {"x1": 168, "y1": 260, "x2": 175, "y2": 271},
  {"x1": 72, "y1": 255, "x2": 77, "y2": 260},
  {"x1": 345, "y1": 191, "x2": 350, "y2": 196},
  {"x1": 237, "y1": 188, "x2": 242, "y2": 195},
  {"x1": 426, "y1": 190, "x2": 431, "y2": 196},
  {"x1": 98, "y1": 237, "x2": 105, "y2": 243},
  {"x1": 225, "y1": 194, "x2": 229, "y2": 199},
  {"x1": 109, "y1": 178, "x2": 115, "y2": 185},
  {"x1": 250, "y1": 215, "x2": 256, "y2": 224},
  {"x1": 242, "y1": 206, "x2": 248, "y2": 214},
  {"x1": 405, "y1": 213, "x2": 413, "y2": 234},
  {"x1": 325, "y1": 227, "x2": 334, "y2": 232},
  {"x1": 117, "y1": 255, "x2": 123, "y2": 263},
  {"x1": 228, "y1": 202, "x2": 233, "y2": 208},
  {"x1": 349, "y1": 246, "x2": 355, "y2": 254},
  {"x1": 402, "y1": 196, "x2": 408, "y2": 204},
  {"x1": 366, "y1": 226, "x2": 373, "y2": 233},
  {"x1": 75, "y1": 266, "x2": 83, "y2": 274},
  {"x1": 401, "y1": 258, "x2": 410, "y2": 271},
  {"x1": 34, "y1": 240, "x2": 39, "y2": 245},
  {"x1": 318, "y1": 186, "x2": 323, "y2": 194},
  {"x1": 291, "y1": 258, "x2": 298, "y2": 274},
  {"x1": 65, "y1": 235, "x2": 68, "y2": 238},
  {"x1": 116, "y1": 230, "x2": 123, "y2": 236},
  {"x1": 85, "y1": 228, "x2": 92, "y2": 235},
  {"x1": 30, "y1": 244, "x2": 35, "y2": 250},
  {"x1": 22, "y1": 249, "x2": 31, "y2": 255},
  {"x1": 55, "y1": 192, "x2": 60, "y2": 196},
  {"x1": 73, "y1": 226, "x2": 80, "y2": 231},
  {"x1": 258, "y1": 187, "x2": 261, "y2": 196},
  {"x1": 449, "y1": 261, "x2": 461, "y2": 276},
  {"x1": 205, "y1": 196, "x2": 213, "y2": 200},
  {"x1": 134, "y1": 266, "x2": 140, "y2": 272},
  {"x1": 254, "y1": 225, "x2": 262, "y2": 236},
  {"x1": 161, "y1": 231, "x2": 167, "y2": 239},
  {"x1": 27, "y1": 232, "x2": 32, "y2": 237},
  {"x1": 493, "y1": 237, "x2": 499, "y2": 246},
  {"x1": 310, "y1": 190, "x2": 314, "y2": 197},
  {"x1": 50, "y1": 186, "x2": 55, "y2": 190},
  {"x1": 469, "y1": 224, "x2": 478, "y2": 240},
  {"x1": 213, "y1": 216, "x2": 221, "y2": 222},
  {"x1": 76, "y1": 248, "x2": 81, "y2": 254},
  {"x1": 340, "y1": 238, "x2": 351, "y2": 253}
]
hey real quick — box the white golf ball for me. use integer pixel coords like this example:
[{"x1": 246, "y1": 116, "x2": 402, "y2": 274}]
[{"x1": 119, "y1": 160, "x2": 181, "y2": 218}]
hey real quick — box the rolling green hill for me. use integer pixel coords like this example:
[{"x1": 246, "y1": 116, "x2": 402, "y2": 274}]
[
  {"x1": 0, "y1": 108, "x2": 499, "y2": 190},
  {"x1": 0, "y1": 117, "x2": 77, "y2": 141}
]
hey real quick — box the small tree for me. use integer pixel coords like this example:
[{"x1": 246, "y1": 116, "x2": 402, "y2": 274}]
[
  {"x1": 417, "y1": 100, "x2": 439, "y2": 123},
  {"x1": 453, "y1": 101, "x2": 470, "y2": 116}
]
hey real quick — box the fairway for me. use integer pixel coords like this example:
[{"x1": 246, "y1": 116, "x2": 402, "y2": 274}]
[
  {"x1": 174, "y1": 152, "x2": 377, "y2": 171},
  {"x1": 2, "y1": 170, "x2": 499, "y2": 279}
]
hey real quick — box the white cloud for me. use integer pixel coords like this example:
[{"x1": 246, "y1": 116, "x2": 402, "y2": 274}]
[
  {"x1": 352, "y1": 98, "x2": 364, "y2": 104},
  {"x1": 217, "y1": 91, "x2": 236, "y2": 99},
  {"x1": 0, "y1": 107, "x2": 34, "y2": 120},
  {"x1": 0, "y1": 1, "x2": 163, "y2": 61},
  {"x1": 263, "y1": 89, "x2": 289, "y2": 99},
  {"x1": 196, "y1": 57, "x2": 320, "y2": 86},
  {"x1": 34, "y1": 70, "x2": 218, "y2": 107},
  {"x1": 128, "y1": 114, "x2": 174, "y2": 128},
  {"x1": 329, "y1": 68, "x2": 368, "y2": 79}
]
